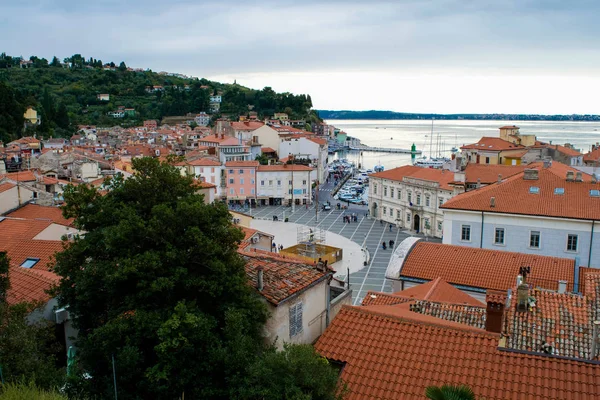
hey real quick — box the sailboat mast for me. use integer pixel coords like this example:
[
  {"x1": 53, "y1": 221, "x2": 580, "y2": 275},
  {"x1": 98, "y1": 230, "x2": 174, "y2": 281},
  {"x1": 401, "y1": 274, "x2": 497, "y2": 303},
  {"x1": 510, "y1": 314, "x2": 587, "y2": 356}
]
[{"x1": 429, "y1": 119, "x2": 434, "y2": 159}]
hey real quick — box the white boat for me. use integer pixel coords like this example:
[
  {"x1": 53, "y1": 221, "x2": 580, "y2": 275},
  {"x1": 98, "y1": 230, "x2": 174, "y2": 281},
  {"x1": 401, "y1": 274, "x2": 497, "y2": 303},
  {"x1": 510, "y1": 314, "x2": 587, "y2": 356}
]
[{"x1": 414, "y1": 158, "x2": 446, "y2": 169}]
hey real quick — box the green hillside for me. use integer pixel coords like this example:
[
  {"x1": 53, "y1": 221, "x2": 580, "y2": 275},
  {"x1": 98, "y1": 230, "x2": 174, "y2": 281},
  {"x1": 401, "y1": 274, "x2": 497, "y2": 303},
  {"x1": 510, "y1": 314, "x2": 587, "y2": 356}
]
[{"x1": 0, "y1": 53, "x2": 319, "y2": 143}]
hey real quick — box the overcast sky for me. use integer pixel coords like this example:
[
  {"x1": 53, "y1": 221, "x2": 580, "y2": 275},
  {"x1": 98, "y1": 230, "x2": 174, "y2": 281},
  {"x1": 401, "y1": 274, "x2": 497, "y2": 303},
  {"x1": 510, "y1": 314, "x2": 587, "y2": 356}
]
[{"x1": 2, "y1": 0, "x2": 599, "y2": 114}]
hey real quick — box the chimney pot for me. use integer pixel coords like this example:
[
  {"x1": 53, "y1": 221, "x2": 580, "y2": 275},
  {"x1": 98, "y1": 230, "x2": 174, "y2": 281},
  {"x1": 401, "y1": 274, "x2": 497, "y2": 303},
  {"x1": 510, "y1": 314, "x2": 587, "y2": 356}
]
[
  {"x1": 566, "y1": 171, "x2": 575, "y2": 182},
  {"x1": 523, "y1": 169, "x2": 539, "y2": 180},
  {"x1": 497, "y1": 174, "x2": 502, "y2": 184},
  {"x1": 485, "y1": 290, "x2": 506, "y2": 333},
  {"x1": 490, "y1": 197, "x2": 496, "y2": 208},
  {"x1": 516, "y1": 283, "x2": 529, "y2": 312},
  {"x1": 592, "y1": 321, "x2": 600, "y2": 359},
  {"x1": 476, "y1": 178, "x2": 481, "y2": 189}
]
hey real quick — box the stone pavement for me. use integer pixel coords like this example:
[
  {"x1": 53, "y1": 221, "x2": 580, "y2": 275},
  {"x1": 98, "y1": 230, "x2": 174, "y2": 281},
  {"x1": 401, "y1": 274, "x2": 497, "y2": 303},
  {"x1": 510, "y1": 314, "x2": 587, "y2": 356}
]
[{"x1": 247, "y1": 202, "x2": 440, "y2": 306}]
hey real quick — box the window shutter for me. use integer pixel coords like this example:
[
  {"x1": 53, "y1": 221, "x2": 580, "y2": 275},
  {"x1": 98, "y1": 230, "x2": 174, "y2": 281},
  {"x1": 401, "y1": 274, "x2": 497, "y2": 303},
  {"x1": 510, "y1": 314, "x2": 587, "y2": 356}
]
[{"x1": 289, "y1": 302, "x2": 303, "y2": 337}]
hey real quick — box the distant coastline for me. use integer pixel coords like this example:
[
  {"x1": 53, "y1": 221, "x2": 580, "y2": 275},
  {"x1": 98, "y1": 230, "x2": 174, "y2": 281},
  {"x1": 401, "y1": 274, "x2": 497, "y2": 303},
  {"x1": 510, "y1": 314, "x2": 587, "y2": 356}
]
[{"x1": 317, "y1": 110, "x2": 600, "y2": 122}]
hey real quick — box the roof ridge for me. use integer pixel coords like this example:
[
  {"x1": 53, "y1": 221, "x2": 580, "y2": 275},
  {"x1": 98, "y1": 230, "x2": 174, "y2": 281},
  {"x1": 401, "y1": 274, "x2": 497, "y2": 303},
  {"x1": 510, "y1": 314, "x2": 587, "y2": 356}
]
[
  {"x1": 345, "y1": 304, "x2": 494, "y2": 336},
  {"x1": 423, "y1": 277, "x2": 441, "y2": 300}
]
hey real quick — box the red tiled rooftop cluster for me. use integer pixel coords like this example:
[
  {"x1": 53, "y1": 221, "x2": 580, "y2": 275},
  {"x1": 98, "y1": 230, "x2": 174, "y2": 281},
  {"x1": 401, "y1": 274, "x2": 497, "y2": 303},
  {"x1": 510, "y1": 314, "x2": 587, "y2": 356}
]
[{"x1": 369, "y1": 165, "x2": 455, "y2": 191}]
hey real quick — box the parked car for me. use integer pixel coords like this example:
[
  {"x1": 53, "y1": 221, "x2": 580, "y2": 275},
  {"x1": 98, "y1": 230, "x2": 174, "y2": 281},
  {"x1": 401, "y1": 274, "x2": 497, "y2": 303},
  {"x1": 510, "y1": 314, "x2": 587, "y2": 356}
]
[{"x1": 322, "y1": 202, "x2": 331, "y2": 211}]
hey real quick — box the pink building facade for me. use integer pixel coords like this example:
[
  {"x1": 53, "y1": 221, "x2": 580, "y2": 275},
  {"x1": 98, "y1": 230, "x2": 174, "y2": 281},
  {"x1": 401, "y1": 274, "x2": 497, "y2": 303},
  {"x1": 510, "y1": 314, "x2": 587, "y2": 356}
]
[{"x1": 225, "y1": 160, "x2": 258, "y2": 205}]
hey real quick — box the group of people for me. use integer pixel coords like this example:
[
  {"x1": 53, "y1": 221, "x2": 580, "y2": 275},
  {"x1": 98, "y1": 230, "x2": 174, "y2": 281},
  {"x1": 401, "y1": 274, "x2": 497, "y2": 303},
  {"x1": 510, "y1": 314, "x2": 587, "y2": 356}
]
[
  {"x1": 343, "y1": 212, "x2": 358, "y2": 223},
  {"x1": 271, "y1": 243, "x2": 284, "y2": 252},
  {"x1": 381, "y1": 239, "x2": 395, "y2": 250}
]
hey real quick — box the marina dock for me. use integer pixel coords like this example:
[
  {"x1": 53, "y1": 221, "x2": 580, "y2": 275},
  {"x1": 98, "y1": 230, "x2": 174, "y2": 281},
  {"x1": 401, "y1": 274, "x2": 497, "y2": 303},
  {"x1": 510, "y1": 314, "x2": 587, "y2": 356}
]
[{"x1": 348, "y1": 145, "x2": 422, "y2": 154}]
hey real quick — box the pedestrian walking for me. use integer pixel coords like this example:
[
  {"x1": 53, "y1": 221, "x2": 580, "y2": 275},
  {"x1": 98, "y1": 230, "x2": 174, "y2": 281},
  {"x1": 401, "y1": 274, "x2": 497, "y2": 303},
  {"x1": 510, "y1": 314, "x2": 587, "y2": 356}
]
[
  {"x1": 389, "y1": 239, "x2": 394, "y2": 248},
  {"x1": 382, "y1": 242, "x2": 387, "y2": 250},
  {"x1": 389, "y1": 223, "x2": 393, "y2": 232},
  {"x1": 279, "y1": 244, "x2": 284, "y2": 252},
  {"x1": 380, "y1": 220, "x2": 383, "y2": 226}
]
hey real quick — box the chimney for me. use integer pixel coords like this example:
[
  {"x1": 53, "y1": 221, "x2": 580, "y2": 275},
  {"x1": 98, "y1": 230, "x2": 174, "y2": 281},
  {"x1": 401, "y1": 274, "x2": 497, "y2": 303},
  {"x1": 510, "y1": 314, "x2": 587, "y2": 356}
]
[
  {"x1": 257, "y1": 267, "x2": 264, "y2": 291},
  {"x1": 490, "y1": 197, "x2": 496, "y2": 208},
  {"x1": 516, "y1": 282, "x2": 529, "y2": 312},
  {"x1": 566, "y1": 171, "x2": 574, "y2": 182},
  {"x1": 476, "y1": 178, "x2": 481, "y2": 189},
  {"x1": 576, "y1": 172, "x2": 583, "y2": 182},
  {"x1": 497, "y1": 174, "x2": 502, "y2": 184},
  {"x1": 558, "y1": 280, "x2": 567, "y2": 294},
  {"x1": 543, "y1": 158, "x2": 552, "y2": 168},
  {"x1": 523, "y1": 169, "x2": 539, "y2": 180},
  {"x1": 485, "y1": 290, "x2": 506, "y2": 333}
]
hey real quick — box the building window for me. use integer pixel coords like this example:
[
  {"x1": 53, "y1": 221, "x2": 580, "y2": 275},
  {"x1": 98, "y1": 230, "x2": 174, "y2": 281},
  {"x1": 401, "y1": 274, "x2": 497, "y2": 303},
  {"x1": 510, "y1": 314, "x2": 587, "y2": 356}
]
[
  {"x1": 289, "y1": 302, "x2": 303, "y2": 337},
  {"x1": 211, "y1": 167, "x2": 215, "y2": 173},
  {"x1": 397, "y1": 190, "x2": 402, "y2": 200},
  {"x1": 269, "y1": 180, "x2": 273, "y2": 186},
  {"x1": 240, "y1": 178, "x2": 244, "y2": 184},
  {"x1": 424, "y1": 217, "x2": 430, "y2": 229},
  {"x1": 389, "y1": 208, "x2": 394, "y2": 217},
  {"x1": 261, "y1": 180, "x2": 265, "y2": 186},
  {"x1": 240, "y1": 188, "x2": 244, "y2": 194},
  {"x1": 416, "y1": 193, "x2": 421, "y2": 205},
  {"x1": 20, "y1": 258, "x2": 39, "y2": 269},
  {"x1": 383, "y1": 206, "x2": 387, "y2": 215},
  {"x1": 397, "y1": 209, "x2": 401, "y2": 218},
  {"x1": 567, "y1": 234, "x2": 578, "y2": 252},
  {"x1": 229, "y1": 178, "x2": 234, "y2": 184},
  {"x1": 251, "y1": 189, "x2": 255, "y2": 194},
  {"x1": 485, "y1": 157, "x2": 490, "y2": 164},
  {"x1": 494, "y1": 228, "x2": 505, "y2": 245},
  {"x1": 303, "y1": 180, "x2": 307, "y2": 185},
  {"x1": 289, "y1": 189, "x2": 292, "y2": 194},
  {"x1": 251, "y1": 179, "x2": 255, "y2": 184},
  {"x1": 425, "y1": 195, "x2": 430, "y2": 207},
  {"x1": 239, "y1": 169, "x2": 244, "y2": 174},
  {"x1": 407, "y1": 214, "x2": 411, "y2": 222},
  {"x1": 289, "y1": 180, "x2": 293, "y2": 185},
  {"x1": 229, "y1": 188, "x2": 234, "y2": 194},
  {"x1": 439, "y1": 197, "x2": 444, "y2": 207},
  {"x1": 390, "y1": 188, "x2": 394, "y2": 198},
  {"x1": 530, "y1": 231, "x2": 540, "y2": 248},
  {"x1": 437, "y1": 221, "x2": 443, "y2": 231},
  {"x1": 229, "y1": 169, "x2": 234, "y2": 174},
  {"x1": 461, "y1": 225, "x2": 471, "y2": 241},
  {"x1": 303, "y1": 189, "x2": 307, "y2": 194},
  {"x1": 277, "y1": 180, "x2": 281, "y2": 186},
  {"x1": 408, "y1": 192, "x2": 412, "y2": 203},
  {"x1": 373, "y1": 183, "x2": 378, "y2": 194},
  {"x1": 249, "y1": 169, "x2": 254, "y2": 175},
  {"x1": 384, "y1": 186, "x2": 388, "y2": 196}
]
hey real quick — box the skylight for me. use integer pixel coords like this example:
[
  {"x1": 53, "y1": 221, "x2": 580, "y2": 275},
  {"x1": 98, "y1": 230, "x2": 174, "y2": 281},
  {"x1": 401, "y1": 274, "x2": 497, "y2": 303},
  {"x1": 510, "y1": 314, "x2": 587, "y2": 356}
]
[
  {"x1": 590, "y1": 190, "x2": 600, "y2": 197},
  {"x1": 20, "y1": 258, "x2": 40, "y2": 269},
  {"x1": 554, "y1": 188, "x2": 565, "y2": 195},
  {"x1": 529, "y1": 186, "x2": 540, "y2": 194}
]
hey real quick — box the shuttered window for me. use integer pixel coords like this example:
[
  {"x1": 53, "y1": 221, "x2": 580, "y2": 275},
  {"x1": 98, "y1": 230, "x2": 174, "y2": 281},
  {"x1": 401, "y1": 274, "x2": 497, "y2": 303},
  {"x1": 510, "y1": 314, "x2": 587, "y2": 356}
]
[{"x1": 289, "y1": 302, "x2": 303, "y2": 337}]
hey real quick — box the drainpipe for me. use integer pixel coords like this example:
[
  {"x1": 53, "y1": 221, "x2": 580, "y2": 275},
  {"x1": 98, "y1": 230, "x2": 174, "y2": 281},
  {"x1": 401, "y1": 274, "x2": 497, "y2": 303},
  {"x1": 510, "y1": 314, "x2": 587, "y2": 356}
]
[
  {"x1": 325, "y1": 280, "x2": 331, "y2": 328},
  {"x1": 480, "y1": 211, "x2": 485, "y2": 248},
  {"x1": 588, "y1": 220, "x2": 595, "y2": 268}
]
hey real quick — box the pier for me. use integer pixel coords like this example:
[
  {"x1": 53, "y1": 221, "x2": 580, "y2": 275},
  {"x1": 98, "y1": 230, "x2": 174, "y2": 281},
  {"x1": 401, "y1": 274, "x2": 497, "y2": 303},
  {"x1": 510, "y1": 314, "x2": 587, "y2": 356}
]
[{"x1": 348, "y1": 145, "x2": 422, "y2": 154}]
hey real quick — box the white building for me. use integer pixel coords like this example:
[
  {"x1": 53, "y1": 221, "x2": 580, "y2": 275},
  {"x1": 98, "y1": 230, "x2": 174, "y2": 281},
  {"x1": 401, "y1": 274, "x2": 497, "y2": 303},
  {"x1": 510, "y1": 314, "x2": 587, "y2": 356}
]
[
  {"x1": 441, "y1": 162, "x2": 600, "y2": 267},
  {"x1": 256, "y1": 164, "x2": 314, "y2": 206},
  {"x1": 175, "y1": 158, "x2": 224, "y2": 198},
  {"x1": 194, "y1": 112, "x2": 210, "y2": 127},
  {"x1": 278, "y1": 136, "x2": 328, "y2": 184},
  {"x1": 369, "y1": 166, "x2": 456, "y2": 238}
]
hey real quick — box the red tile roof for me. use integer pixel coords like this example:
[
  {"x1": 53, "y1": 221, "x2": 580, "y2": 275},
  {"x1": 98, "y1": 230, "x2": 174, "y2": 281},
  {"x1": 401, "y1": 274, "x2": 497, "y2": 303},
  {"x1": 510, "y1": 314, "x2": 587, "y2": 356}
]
[
  {"x1": 261, "y1": 147, "x2": 276, "y2": 153},
  {"x1": 499, "y1": 125, "x2": 520, "y2": 130},
  {"x1": 315, "y1": 304, "x2": 600, "y2": 400},
  {"x1": 0, "y1": 170, "x2": 36, "y2": 182},
  {"x1": 257, "y1": 164, "x2": 313, "y2": 172},
  {"x1": 230, "y1": 121, "x2": 264, "y2": 131},
  {"x1": 461, "y1": 137, "x2": 524, "y2": 152},
  {"x1": 7, "y1": 204, "x2": 74, "y2": 226},
  {"x1": 551, "y1": 144, "x2": 582, "y2": 157},
  {"x1": 186, "y1": 158, "x2": 221, "y2": 166},
  {"x1": 0, "y1": 218, "x2": 53, "y2": 240},
  {"x1": 225, "y1": 160, "x2": 259, "y2": 167},
  {"x1": 583, "y1": 147, "x2": 600, "y2": 164},
  {"x1": 442, "y1": 163, "x2": 600, "y2": 220},
  {"x1": 399, "y1": 242, "x2": 575, "y2": 293},
  {"x1": 370, "y1": 165, "x2": 455, "y2": 191},
  {"x1": 6, "y1": 266, "x2": 59, "y2": 306},
  {"x1": 306, "y1": 137, "x2": 327, "y2": 146},
  {"x1": 242, "y1": 253, "x2": 328, "y2": 305},
  {"x1": 0, "y1": 239, "x2": 64, "y2": 271},
  {"x1": 0, "y1": 182, "x2": 16, "y2": 193},
  {"x1": 464, "y1": 163, "x2": 530, "y2": 184},
  {"x1": 393, "y1": 277, "x2": 484, "y2": 306}
]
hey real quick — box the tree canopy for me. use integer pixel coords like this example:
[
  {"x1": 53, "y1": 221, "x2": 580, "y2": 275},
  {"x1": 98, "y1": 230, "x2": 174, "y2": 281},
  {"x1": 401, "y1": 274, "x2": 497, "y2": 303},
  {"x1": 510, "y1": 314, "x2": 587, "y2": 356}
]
[
  {"x1": 54, "y1": 158, "x2": 341, "y2": 399},
  {"x1": 425, "y1": 384, "x2": 476, "y2": 400}
]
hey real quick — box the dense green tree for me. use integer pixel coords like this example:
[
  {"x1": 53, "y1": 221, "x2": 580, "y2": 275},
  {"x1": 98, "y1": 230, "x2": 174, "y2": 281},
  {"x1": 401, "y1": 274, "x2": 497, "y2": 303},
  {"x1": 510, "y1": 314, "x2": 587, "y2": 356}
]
[
  {"x1": 0, "y1": 382, "x2": 67, "y2": 399},
  {"x1": 0, "y1": 81, "x2": 24, "y2": 143},
  {"x1": 238, "y1": 344, "x2": 345, "y2": 400},
  {"x1": 50, "y1": 56, "x2": 60, "y2": 67},
  {"x1": 118, "y1": 61, "x2": 127, "y2": 71},
  {"x1": 426, "y1": 384, "x2": 476, "y2": 400},
  {"x1": 255, "y1": 153, "x2": 269, "y2": 165},
  {"x1": 53, "y1": 158, "x2": 269, "y2": 399},
  {"x1": 54, "y1": 102, "x2": 70, "y2": 129},
  {"x1": 41, "y1": 87, "x2": 55, "y2": 123},
  {"x1": 0, "y1": 252, "x2": 9, "y2": 303}
]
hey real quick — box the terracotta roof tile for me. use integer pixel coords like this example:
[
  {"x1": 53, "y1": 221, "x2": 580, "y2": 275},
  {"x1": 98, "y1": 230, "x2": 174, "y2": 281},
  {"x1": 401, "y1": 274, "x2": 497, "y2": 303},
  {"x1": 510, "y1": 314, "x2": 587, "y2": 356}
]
[
  {"x1": 242, "y1": 253, "x2": 328, "y2": 305},
  {"x1": 0, "y1": 182, "x2": 16, "y2": 193},
  {"x1": 230, "y1": 121, "x2": 264, "y2": 131},
  {"x1": 257, "y1": 164, "x2": 313, "y2": 172},
  {"x1": 584, "y1": 147, "x2": 600, "y2": 163},
  {"x1": 394, "y1": 277, "x2": 485, "y2": 306},
  {"x1": 225, "y1": 160, "x2": 259, "y2": 167},
  {"x1": 315, "y1": 304, "x2": 600, "y2": 400},
  {"x1": 7, "y1": 204, "x2": 74, "y2": 226},
  {"x1": 0, "y1": 239, "x2": 64, "y2": 271},
  {"x1": 6, "y1": 266, "x2": 59, "y2": 306},
  {"x1": 461, "y1": 137, "x2": 525, "y2": 151},
  {"x1": 0, "y1": 170, "x2": 36, "y2": 182},
  {"x1": 400, "y1": 242, "x2": 575, "y2": 293},
  {"x1": 463, "y1": 163, "x2": 530, "y2": 184},
  {"x1": 0, "y1": 218, "x2": 53, "y2": 240},
  {"x1": 442, "y1": 162, "x2": 600, "y2": 220},
  {"x1": 186, "y1": 158, "x2": 221, "y2": 166},
  {"x1": 370, "y1": 165, "x2": 455, "y2": 191},
  {"x1": 261, "y1": 147, "x2": 276, "y2": 153}
]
